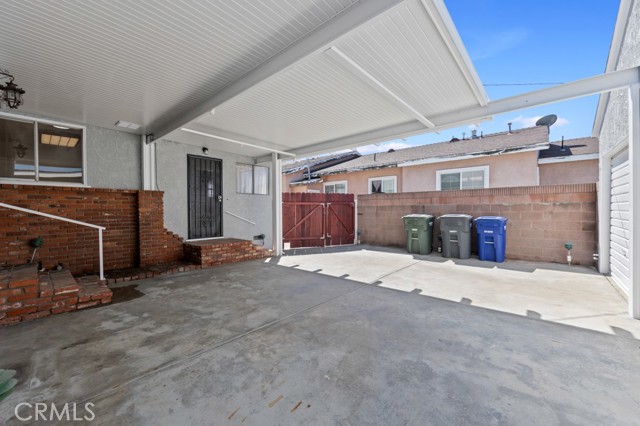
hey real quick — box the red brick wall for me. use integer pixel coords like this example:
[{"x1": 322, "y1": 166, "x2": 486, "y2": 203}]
[
  {"x1": 0, "y1": 185, "x2": 183, "y2": 274},
  {"x1": 138, "y1": 191, "x2": 184, "y2": 267},
  {"x1": 357, "y1": 184, "x2": 597, "y2": 266}
]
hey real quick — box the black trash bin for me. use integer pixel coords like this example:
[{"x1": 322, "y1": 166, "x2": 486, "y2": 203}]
[
  {"x1": 439, "y1": 214, "x2": 473, "y2": 259},
  {"x1": 402, "y1": 214, "x2": 434, "y2": 255}
]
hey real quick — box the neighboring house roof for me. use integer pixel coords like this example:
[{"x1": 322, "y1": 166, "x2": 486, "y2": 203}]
[
  {"x1": 539, "y1": 137, "x2": 599, "y2": 159},
  {"x1": 317, "y1": 125, "x2": 549, "y2": 175},
  {"x1": 282, "y1": 152, "x2": 361, "y2": 174}
]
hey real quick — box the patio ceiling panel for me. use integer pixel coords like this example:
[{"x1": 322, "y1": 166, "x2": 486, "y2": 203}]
[
  {"x1": 0, "y1": 0, "x2": 358, "y2": 131},
  {"x1": 189, "y1": 53, "x2": 412, "y2": 147},
  {"x1": 178, "y1": 0, "x2": 487, "y2": 156},
  {"x1": 333, "y1": 0, "x2": 486, "y2": 118}
]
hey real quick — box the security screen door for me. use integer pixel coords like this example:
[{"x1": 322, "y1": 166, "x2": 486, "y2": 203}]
[{"x1": 188, "y1": 155, "x2": 222, "y2": 239}]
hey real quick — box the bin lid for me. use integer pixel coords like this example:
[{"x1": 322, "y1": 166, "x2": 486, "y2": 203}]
[
  {"x1": 439, "y1": 214, "x2": 473, "y2": 219},
  {"x1": 474, "y1": 216, "x2": 508, "y2": 224},
  {"x1": 402, "y1": 214, "x2": 434, "y2": 219}
]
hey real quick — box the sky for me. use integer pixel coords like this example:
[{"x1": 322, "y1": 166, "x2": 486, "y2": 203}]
[{"x1": 356, "y1": 0, "x2": 619, "y2": 155}]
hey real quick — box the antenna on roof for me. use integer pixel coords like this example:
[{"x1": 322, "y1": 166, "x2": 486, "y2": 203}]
[{"x1": 536, "y1": 114, "x2": 557, "y2": 134}]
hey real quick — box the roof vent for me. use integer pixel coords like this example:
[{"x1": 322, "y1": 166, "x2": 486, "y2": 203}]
[
  {"x1": 450, "y1": 137, "x2": 460, "y2": 143},
  {"x1": 560, "y1": 136, "x2": 565, "y2": 151},
  {"x1": 387, "y1": 149, "x2": 396, "y2": 153},
  {"x1": 471, "y1": 129, "x2": 478, "y2": 139},
  {"x1": 507, "y1": 123, "x2": 512, "y2": 134}
]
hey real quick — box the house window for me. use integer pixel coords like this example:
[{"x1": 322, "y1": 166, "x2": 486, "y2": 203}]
[
  {"x1": 0, "y1": 115, "x2": 85, "y2": 185},
  {"x1": 436, "y1": 166, "x2": 489, "y2": 191},
  {"x1": 236, "y1": 164, "x2": 269, "y2": 195},
  {"x1": 323, "y1": 181, "x2": 347, "y2": 193},
  {"x1": 368, "y1": 176, "x2": 397, "y2": 194}
]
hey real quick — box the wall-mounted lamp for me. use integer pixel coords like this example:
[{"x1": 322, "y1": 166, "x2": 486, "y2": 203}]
[
  {"x1": 0, "y1": 69, "x2": 25, "y2": 109},
  {"x1": 202, "y1": 147, "x2": 209, "y2": 155}
]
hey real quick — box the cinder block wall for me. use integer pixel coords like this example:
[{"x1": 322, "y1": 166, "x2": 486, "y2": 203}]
[
  {"x1": 357, "y1": 184, "x2": 597, "y2": 266},
  {"x1": 0, "y1": 185, "x2": 183, "y2": 274}
]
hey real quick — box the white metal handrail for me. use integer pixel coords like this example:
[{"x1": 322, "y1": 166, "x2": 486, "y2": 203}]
[
  {"x1": 0, "y1": 202, "x2": 106, "y2": 280},
  {"x1": 224, "y1": 210, "x2": 256, "y2": 225}
]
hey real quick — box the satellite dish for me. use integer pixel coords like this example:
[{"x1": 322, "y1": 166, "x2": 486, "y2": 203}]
[{"x1": 536, "y1": 114, "x2": 557, "y2": 127}]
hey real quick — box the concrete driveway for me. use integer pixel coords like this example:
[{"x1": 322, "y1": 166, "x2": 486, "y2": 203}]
[{"x1": 1, "y1": 249, "x2": 639, "y2": 425}]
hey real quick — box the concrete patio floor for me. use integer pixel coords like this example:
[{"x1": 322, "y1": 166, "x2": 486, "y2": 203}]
[
  {"x1": 0, "y1": 249, "x2": 639, "y2": 425},
  {"x1": 279, "y1": 245, "x2": 640, "y2": 338}
]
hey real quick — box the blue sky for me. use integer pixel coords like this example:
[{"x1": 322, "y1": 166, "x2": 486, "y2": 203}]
[{"x1": 357, "y1": 0, "x2": 619, "y2": 154}]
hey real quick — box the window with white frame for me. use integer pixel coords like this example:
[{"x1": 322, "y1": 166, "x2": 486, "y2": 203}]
[
  {"x1": 236, "y1": 163, "x2": 269, "y2": 195},
  {"x1": 0, "y1": 115, "x2": 85, "y2": 185},
  {"x1": 323, "y1": 181, "x2": 347, "y2": 194},
  {"x1": 368, "y1": 176, "x2": 397, "y2": 194},
  {"x1": 436, "y1": 166, "x2": 489, "y2": 191}
]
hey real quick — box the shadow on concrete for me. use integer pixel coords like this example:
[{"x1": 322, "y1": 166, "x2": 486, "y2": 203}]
[{"x1": 284, "y1": 244, "x2": 600, "y2": 276}]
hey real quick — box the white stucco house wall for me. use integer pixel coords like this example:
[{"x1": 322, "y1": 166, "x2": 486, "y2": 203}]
[{"x1": 594, "y1": 0, "x2": 640, "y2": 317}]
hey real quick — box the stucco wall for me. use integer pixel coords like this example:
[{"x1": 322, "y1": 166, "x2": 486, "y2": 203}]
[
  {"x1": 0, "y1": 111, "x2": 141, "y2": 190},
  {"x1": 599, "y1": 0, "x2": 640, "y2": 154},
  {"x1": 539, "y1": 159, "x2": 599, "y2": 186},
  {"x1": 402, "y1": 151, "x2": 539, "y2": 192},
  {"x1": 156, "y1": 139, "x2": 273, "y2": 248},
  {"x1": 322, "y1": 167, "x2": 402, "y2": 195},
  {"x1": 87, "y1": 126, "x2": 141, "y2": 189}
]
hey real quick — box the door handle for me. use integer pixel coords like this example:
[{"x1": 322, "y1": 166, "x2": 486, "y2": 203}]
[{"x1": 217, "y1": 195, "x2": 222, "y2": 202}]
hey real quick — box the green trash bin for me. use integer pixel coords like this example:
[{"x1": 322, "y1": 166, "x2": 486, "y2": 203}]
[{"x1": 402, "y1": 214, "x2": 434, "y2": 255}]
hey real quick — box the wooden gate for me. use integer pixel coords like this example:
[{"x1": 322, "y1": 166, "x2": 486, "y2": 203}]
[{"x1": 282, "y1": 193, "x2": 355, "y2": 248}]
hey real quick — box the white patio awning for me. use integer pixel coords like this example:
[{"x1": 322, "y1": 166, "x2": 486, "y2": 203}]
[{"x1": 1, "y1": 0, "x2": 487, "y2": 159}]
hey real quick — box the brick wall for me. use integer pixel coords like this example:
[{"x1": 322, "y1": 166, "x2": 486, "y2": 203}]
[
  {"x1": 138, "y1": 191, "x2": 184, "y2": 267},
  {"x1": 0, "y1": 185, "x2": 183, "y2": 274},
  {"x1": 357, "y1": 184, "x2": 597, "y2": 266}
]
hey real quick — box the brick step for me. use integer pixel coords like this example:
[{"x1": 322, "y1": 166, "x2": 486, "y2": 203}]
[
  {"x1": 76, "y1": 275, "x2": 112, "y2": 309},
  {"x1": 1, "y1": 266, "x2": 112, "y2": 327}
]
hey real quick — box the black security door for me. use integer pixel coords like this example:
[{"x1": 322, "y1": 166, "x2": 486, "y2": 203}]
[{"x1": 188, "y1": 155, "x2": 222, "y2": 239}]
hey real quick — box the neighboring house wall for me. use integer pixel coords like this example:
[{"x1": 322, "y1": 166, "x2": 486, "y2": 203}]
[
  {"x1": 156, "y1": 139, "x2": 273, "y2": 248},
  {"x1": 402, "y1": 151, "x2": 539, "y2": 192},
  {"x1": 539, "y1": 160, "x2": 599, "y2": 185},
  {"x1": 322, "y1": 167, "x2": 403, "y2": 195},
  {"x1": 358, "y1": 184, "x2": 597, "y2": 266}
]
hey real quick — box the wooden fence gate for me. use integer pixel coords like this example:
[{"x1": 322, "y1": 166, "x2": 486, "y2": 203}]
[{"x1": 282, "y1": 193, "x2": 355, "y2": 249}]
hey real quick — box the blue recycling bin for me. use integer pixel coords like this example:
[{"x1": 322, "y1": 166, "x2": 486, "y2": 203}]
[{"x1": 474, "y1": 216, "x2": 508, "y2": 262}]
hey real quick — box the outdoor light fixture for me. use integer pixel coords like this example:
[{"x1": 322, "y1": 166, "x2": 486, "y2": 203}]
[
  {"x1": 202, "y1": 147, "x2": 209, "y2": 155},
  {"x1": 0, "y1": 69, "x2": 25, "y2": 109},
  {"x1": 13, "y1": 142, "x2": 28, "y2": 158}
]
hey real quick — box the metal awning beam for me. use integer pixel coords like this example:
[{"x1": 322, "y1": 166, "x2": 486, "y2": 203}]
[
  {"x1": 258, "y1": 66, "x2": 640, "y2": 161},
  {"x1": 325, "y1": 46, "x2": 435, "y2": 128}
]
